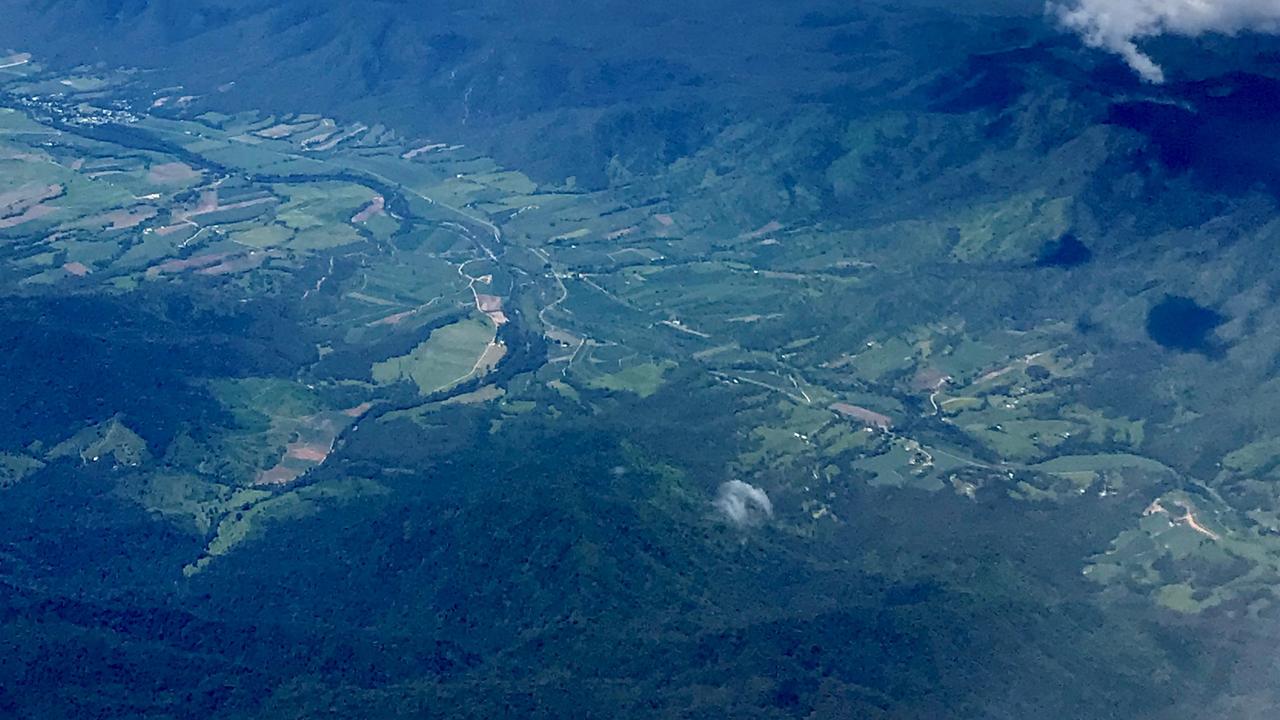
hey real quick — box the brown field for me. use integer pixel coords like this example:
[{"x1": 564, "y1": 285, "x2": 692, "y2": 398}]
[
  {"x1": 0, "y1": 183, "x2": 62, "y2": 215},
  {"x1": 62, "y1": 261, "x2": 90, "y2": 277},
  {"x1": 343, "y1": 402, "x2": 374, "y2": 418},
  {"x1": 370, "y1": 309, "x2": 416, "y2": 326},
  {"x1": 256, "y1": 466, "x2": 301, "y2": 486},
  {"x1": 154, "y1": 223, "x2": 194, "y2": 236},
  {"x1": 476, "y1": 294, "x2": 509, "y2": 325},
  {"x1": 1145, "y1": 499, "x2": 1222, "y2": 541},
  {"x1": 80, "y1": 205, "x2": 156, "y2": 231},
  {"x1": 911, "y1": 368, "x2": 951, "y2": 392},
  {"x1": 158, "y1": 188, "x2": 275, "y2": 230},
  {"x1": 831, "y1": 402, "x2": 893, "y2": 430},
  {"x1": 286, "y1": 443, "x2": 330, "y2": 462},
  {"x1": 147, "y1": 251, "x2": 233, "y2": 276},
  {"x1": 147, "y1": 162, "x2": 201, "y2": 184},
  {"x1": 111, "y1": 207, "x2": 157, "y2": 229},
  {"x1": 191, "y1": 189, "x2": 219, "y2": 215},
  {"x1": 254, "y1": 410, "x2": 358, "y2": 486},
  {"x1": 0, "y1": 203, "x2": 56, "y2": 229},
  {"x1": 189, "y1": 195, "x2": 275, "y2": 222},
  {"x1": 740, "y1": 219, "x2": 783, "y2": 240},
  {"x1": 0, "y1": 149, "x2": 45, "y2": 163},
  {"x1": 195, "y1": 250, "x2": 271, "y2": 276},
  {"x1": 351, "y1": 195, "x2": 385, "y2": 223}
]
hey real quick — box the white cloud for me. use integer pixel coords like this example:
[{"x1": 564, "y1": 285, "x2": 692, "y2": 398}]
[
  {"x1": 713, "y1": 480, "x2": 774, "y2": 527},
  {"x1": 1051, "y1": 0, "x2": 1280, "y2": 82}
]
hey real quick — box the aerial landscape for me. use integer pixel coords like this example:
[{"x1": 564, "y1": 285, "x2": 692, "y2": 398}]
[{"x1": 4, "y1": 0, "x2": 1280, "y2": 717}]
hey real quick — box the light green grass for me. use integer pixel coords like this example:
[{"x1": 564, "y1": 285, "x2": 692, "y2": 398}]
[
  {"x1": 47, "y1": 416, "x2": 148, "y2": 466},
  {"x1": 184, "y1": 478, "x2": 389, "y2": 575},
  {"x1": 232, "y1": 224, "x2": 294, "y2": 248},
  {"x1": 586, "y1": 360, "x2": 674, "y2": 398},
  {"x1": 372, "y1": 316, "x2": 495, "y2": 394},
  {"x1": 0, "y1": 453, "x2": 44, "y2": 488}
]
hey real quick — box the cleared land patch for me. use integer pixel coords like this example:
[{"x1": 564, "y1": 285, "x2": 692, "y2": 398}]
[{"x1": 372, "y1": 315, "x2": 497, "y2": 394}]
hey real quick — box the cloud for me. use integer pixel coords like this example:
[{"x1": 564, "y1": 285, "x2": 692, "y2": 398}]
[
  {"x1": 714, "y1": 480, "x2": 773, "y2": 527},
  {"x1": 1051, "y1": 0, "x2": 1280, "y2": 82}
]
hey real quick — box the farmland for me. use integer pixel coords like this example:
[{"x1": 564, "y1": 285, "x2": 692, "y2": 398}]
[
  {"x1": 4, "y1": 22, "x2": 1280, "y2": 716},
  {"x1": 0, "y1": 52, "x2": 1277, "y2": 610}
]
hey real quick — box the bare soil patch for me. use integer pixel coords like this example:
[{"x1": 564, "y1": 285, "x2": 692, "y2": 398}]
[
  {"x1": 62, "y1": 261, "x2": 90, "y2": 277},
  {"x1": 196, "y1": 250, "x2": 271, "y2": 276},
  {"x1": 0, "y1": 203, "x2": 56, "y2": 229},
  {"x1": 476, "y1": 294, "x2": 508, "y2": 325},
  {"x1": 351, "y1": 195, "x2": 385, "y2": 223},
  {"x1": 831, "y1": 402, "x2": 893, "y2": 430},
  {"x1": 740, "y1": 219, "x2": 782, "y2": 240},
  {"x1": 147, "y1": 162, "x2": 201, "y2": 184},
  {"x1": 370, "y1": 309, "x2": 416, "y2": 326},
  {"x1": 286, "y1": 443, "x2": 330, "y2": 462},
  {"x1": 1, "y1": 183, "x2": 62, "y2": 215},
  {"x1": 83, "y1": 205, "x2": 156, "y2": 230},
  {"x1": 147, "y1": 252, "x2": 232, "y2": 276}
]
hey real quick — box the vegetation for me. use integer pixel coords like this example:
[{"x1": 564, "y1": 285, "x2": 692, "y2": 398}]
[{"x1": 3, "y1": 4, "x2": 1280, "y2": 716}]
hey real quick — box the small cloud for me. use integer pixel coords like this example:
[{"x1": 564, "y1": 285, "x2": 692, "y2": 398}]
[
  {"x1": 714, "y1": 480, "x2": 773, "y2": 527},
  {"x1": 1051, "y1": 0, "x2": 1280, "y2": 82}
]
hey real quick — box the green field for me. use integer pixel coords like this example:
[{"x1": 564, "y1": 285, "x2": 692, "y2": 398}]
[{"x1": 373, "y1": 316, "x2": 496, "y2": 394}]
